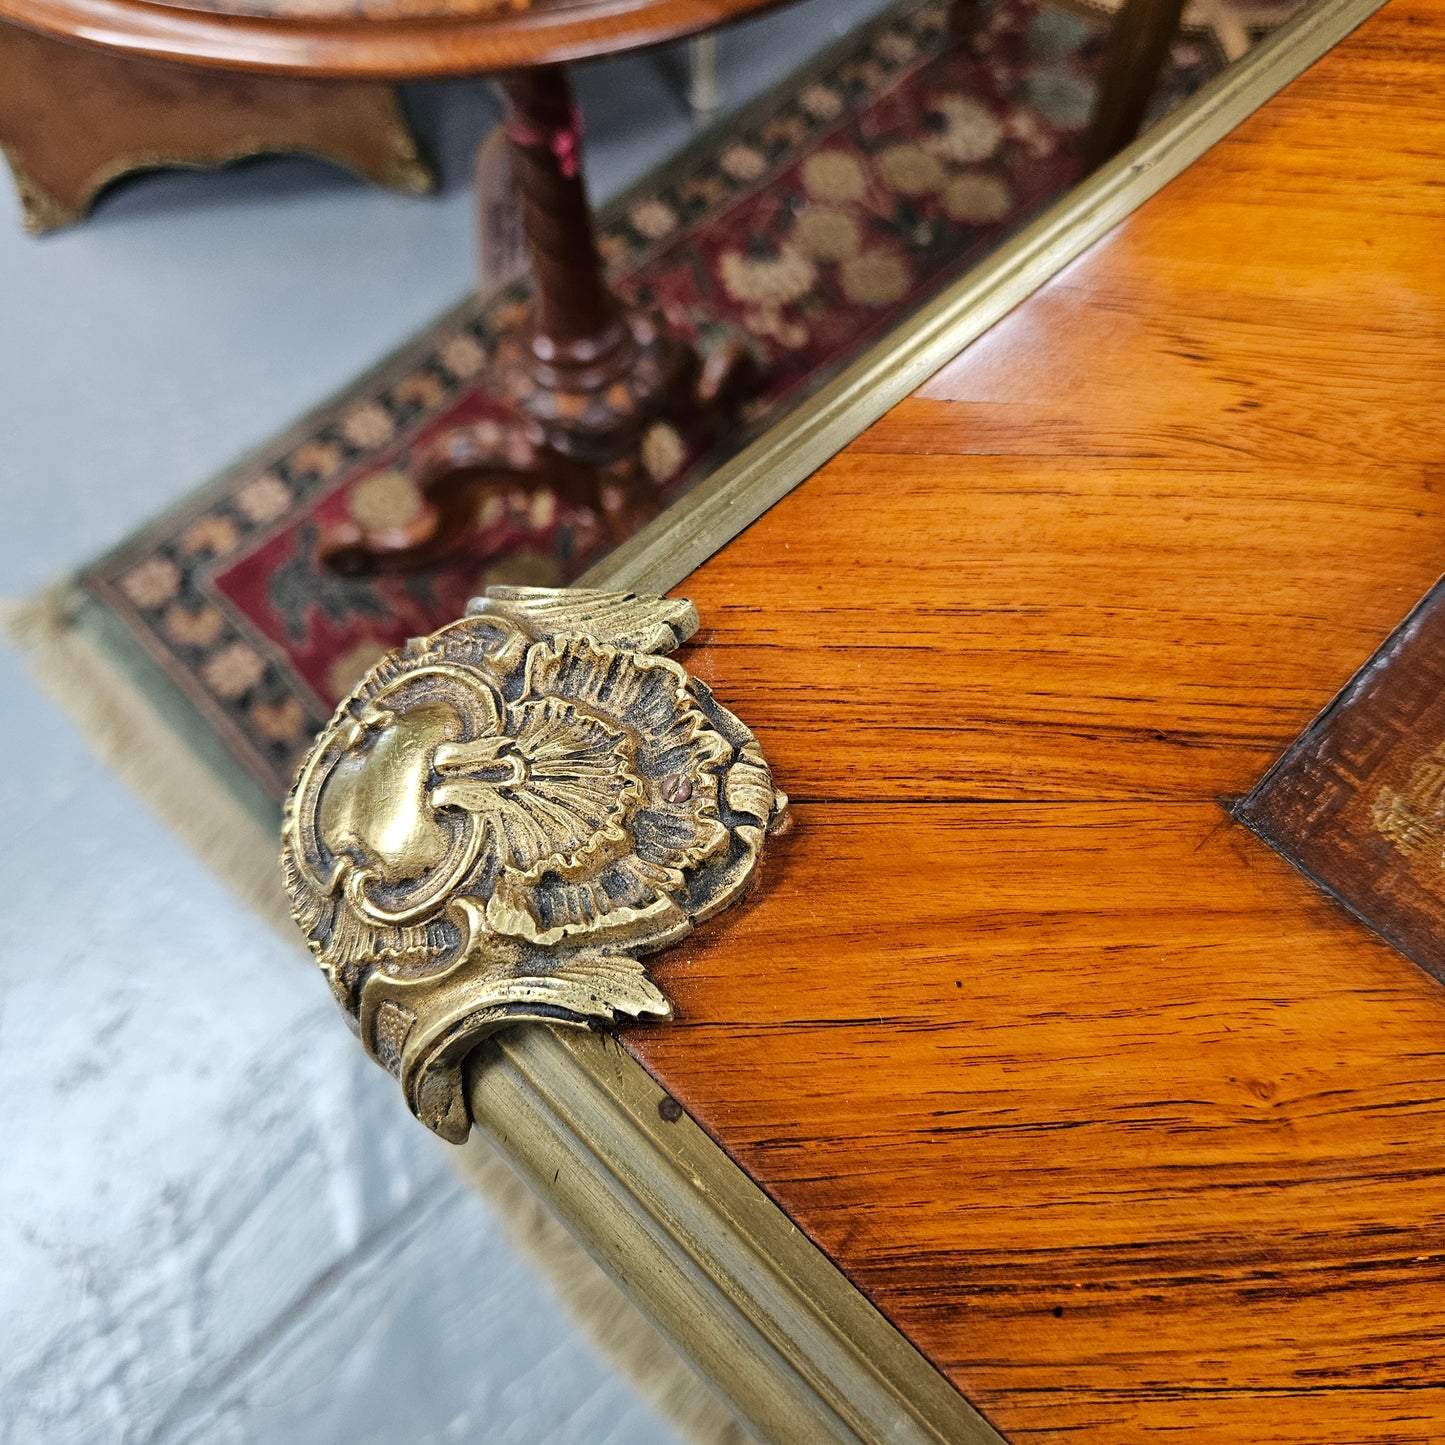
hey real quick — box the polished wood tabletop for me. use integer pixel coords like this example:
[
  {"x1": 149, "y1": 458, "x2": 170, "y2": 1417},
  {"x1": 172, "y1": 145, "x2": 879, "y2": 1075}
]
[
  {"x1": 0, "y1": 0, "x2": 785, "y2": 76},
  {"x1": 617, "y1": 0, "x2": 1445, "y2": 1436}
]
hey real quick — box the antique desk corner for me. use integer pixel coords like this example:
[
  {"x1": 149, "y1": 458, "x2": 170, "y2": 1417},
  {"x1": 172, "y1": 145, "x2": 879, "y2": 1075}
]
[{"x1": 285, "y1": 0, "x2": 1445, "y2": 1436}]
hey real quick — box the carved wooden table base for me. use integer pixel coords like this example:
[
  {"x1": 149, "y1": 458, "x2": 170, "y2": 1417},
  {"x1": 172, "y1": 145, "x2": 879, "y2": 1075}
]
[
  {"x1": 320, "y1": 66, "x2": 755, "y2": 577},
  {"x1": 0, "y1": 22, "x2": 432, "y2": 234}
]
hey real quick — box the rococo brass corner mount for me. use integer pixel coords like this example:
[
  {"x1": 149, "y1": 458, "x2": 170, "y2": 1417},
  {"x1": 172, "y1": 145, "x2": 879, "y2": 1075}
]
[{"x1": 281, "y1": 586, "x2": 787, "y2": 1141}]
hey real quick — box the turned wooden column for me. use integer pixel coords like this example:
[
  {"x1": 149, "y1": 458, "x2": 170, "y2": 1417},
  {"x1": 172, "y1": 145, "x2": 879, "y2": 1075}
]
[
  {"x1": 322, "y1": 62, "x2": 751, "y2": 577},
  {"x1": 500, "y1": 69, "x2": 624, "y2": 379},
  {"x1": 490, "y1": 65, "x2": 693, "y2": 465}
]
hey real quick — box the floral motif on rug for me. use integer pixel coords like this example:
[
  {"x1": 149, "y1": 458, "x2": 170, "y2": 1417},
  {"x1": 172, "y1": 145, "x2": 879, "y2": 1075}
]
[{"x1": 81, "y1": 0, "x2": 1280, "y2": 806}]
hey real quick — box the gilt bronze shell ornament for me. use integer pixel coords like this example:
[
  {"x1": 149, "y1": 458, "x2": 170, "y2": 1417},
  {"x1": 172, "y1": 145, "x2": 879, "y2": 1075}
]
[{"x1": 281, "y1": 586, "x2": 787, "y2": 1140}]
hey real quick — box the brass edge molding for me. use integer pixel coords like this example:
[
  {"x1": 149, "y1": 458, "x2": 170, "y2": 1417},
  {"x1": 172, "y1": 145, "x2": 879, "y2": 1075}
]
[
  {"x1": 578, "y1": 0, "x2": 1391, "y2": 599},
  {"x1": 467, "y1": 1027, "x2": 1006, "y2": 1445}
]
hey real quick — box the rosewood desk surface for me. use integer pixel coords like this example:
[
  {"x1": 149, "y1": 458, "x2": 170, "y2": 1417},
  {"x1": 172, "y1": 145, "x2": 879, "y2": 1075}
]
[{"x1": 617, "y1": 0, "x2": 1445, "y2": 1437}]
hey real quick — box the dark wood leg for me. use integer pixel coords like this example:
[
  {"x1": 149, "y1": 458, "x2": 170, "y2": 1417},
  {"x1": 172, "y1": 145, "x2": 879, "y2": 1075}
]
[
  {"x1": 1080, "y1": 0, "x2": 1190, "y2": 171},
  {"x1": 0, "y1": 22, "x2": 432, "y2": 235},
  {"x1": 946, "y1": 0, "x2": 982, "y2": 41},
  {"x1": 492, "y1": 66, "x2": 700, "y2": 463},
  {"x1": 321, "y1": 64, "x2": 754, "y2": 578}
]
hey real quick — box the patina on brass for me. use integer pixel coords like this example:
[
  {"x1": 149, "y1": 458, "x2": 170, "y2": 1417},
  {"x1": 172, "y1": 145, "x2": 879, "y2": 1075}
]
[{"x1": 281, "y1": 585, "x2": 787, "y2": 1141}]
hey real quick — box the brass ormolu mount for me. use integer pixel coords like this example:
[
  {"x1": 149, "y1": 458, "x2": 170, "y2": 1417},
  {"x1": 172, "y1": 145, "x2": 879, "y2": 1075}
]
[{"x1": 281, "y1": 586, "x2": 787, "y2": 1141}]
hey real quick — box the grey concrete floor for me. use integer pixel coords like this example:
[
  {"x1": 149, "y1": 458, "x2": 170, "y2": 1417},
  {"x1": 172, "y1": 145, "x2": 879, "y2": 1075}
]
[{"x1": 0, "y1": 3, "x2": 888, "y2": 1441}]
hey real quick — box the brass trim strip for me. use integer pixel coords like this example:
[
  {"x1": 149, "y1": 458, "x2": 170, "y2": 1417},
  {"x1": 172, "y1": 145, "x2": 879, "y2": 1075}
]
[
  {"x1": 580, "y1": 0, "x2": 1389, "y2": 598},
  {"x1": 482, "y1": 0, "x2": 1391, "y2": 1436},
  {"x1": 467, "y1": 1029, "x2": 1003, "y2": 1444}
]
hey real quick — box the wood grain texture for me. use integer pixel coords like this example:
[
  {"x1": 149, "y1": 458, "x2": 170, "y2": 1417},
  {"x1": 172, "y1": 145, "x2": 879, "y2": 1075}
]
[
  {"x1": 0, "y1": 0, "x2": 786, "y2": 78},
  {"x1": 619, "y1": 0, "x2": 1445, "y2": 1437}
]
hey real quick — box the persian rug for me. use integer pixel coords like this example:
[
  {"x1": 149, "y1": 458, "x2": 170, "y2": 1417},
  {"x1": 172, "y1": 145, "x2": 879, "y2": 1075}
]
[{"x1": 37, "y1": 0, "x2": 1300, "y2": 833}]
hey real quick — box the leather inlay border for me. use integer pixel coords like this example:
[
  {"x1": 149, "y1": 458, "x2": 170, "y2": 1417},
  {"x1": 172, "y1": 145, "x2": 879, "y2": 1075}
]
[{"x1": 1238, "y1": 575, "x2": 1445, "y2": 986}]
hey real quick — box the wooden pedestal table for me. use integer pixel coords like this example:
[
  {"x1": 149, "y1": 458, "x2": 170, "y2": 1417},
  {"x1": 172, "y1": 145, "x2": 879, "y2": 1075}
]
[
  {"x1": 0, "y1": 0, "x2": 793, "y2": 571},
  {"x1": 0, "y1": 0, "x2": 1195, "y2": 575},
  {"x1": 320, "y1": 62, "x2": 762, "y2": 577}
]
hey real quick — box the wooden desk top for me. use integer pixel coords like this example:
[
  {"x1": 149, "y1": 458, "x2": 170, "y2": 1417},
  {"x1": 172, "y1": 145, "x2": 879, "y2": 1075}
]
[
  {"x1": 0, "y1": 0, "x2": 783, "y2": 78},
  {"x1": 615, "y1": 0, "x2": 1445, "y2": 1436}
]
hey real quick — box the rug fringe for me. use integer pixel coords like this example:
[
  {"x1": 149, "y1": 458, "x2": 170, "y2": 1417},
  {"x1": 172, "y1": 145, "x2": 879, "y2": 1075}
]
[
  {"x1": 1, "y1": 582, "x2": 294, "y2": 936},
  {"x1": 3, "y1": 581, "x2": 740, "y2": 1443}
]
